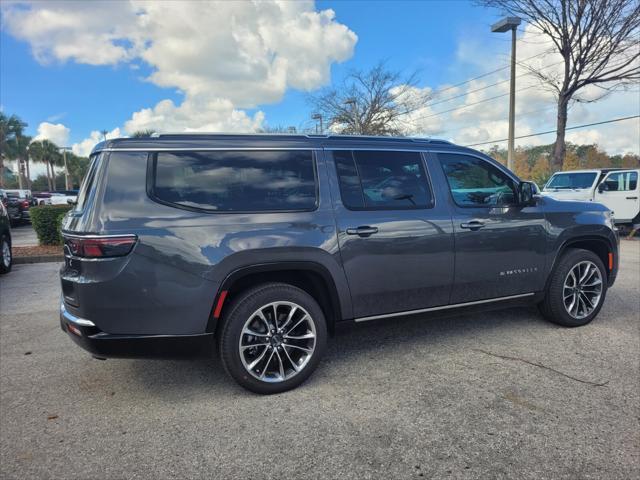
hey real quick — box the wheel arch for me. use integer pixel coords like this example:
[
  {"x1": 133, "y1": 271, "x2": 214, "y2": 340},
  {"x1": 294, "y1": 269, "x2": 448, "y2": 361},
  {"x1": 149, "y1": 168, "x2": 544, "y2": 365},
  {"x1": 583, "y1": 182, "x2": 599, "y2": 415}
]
[
  {"x1": 547, "y1": 235, "x2": 616, "y2": 290},
  {"x1": 207, "y1": 262, "x2": 347, "y2": 336}
]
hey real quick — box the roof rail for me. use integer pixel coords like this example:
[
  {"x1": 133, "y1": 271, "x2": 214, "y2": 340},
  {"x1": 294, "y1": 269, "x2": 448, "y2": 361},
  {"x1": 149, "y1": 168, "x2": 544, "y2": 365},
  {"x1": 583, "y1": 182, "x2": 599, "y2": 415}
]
[{"x1": 148, "y1": 132, "x2": 454, "y2": 144}]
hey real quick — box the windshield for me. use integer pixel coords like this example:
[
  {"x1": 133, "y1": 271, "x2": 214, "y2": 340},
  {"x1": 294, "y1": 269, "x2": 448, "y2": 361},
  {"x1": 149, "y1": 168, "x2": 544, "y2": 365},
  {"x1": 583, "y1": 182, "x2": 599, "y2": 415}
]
[{"x1": 545, "y1": 172, "x2": 597, "y2": 190}]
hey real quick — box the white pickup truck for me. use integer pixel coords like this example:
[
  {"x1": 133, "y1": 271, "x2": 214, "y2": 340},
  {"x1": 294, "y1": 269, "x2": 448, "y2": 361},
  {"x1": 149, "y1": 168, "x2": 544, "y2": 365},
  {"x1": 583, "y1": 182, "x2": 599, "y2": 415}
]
[{"x1": 542, "y1": 168, "x2": 639, "y2": 225}]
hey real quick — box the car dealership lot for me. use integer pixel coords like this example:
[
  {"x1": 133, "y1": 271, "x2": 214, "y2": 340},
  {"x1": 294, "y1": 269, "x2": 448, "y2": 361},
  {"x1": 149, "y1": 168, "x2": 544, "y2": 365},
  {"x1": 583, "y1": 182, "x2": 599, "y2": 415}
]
[{"x1": 1, "y1": 242, "x2": 638, "y2": 479}]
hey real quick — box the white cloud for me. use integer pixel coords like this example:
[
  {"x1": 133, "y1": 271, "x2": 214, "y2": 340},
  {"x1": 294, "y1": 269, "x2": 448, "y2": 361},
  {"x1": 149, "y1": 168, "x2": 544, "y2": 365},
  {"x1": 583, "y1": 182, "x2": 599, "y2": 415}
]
[
  {"x1": 34, "y1": 122, "x2": 70, "y2": 146},
  {"x1": 2, "y1": 0, "x2": 357, "y2": 140},
  {"x1": 72, "y1": 127, "x2": 121, "y2": 157},
  {"x1": 123, "y1": 96, "x2": 264, "y2": 135}
]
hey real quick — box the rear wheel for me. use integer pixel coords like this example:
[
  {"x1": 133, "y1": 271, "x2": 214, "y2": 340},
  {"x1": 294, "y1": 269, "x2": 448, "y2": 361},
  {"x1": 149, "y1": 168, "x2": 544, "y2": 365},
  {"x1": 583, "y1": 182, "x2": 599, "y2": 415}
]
[
  {"x1": 219, "y1": 283, "x2": 327, "y2": 394},
  {"x1": 0, "y1": 235, "x2": 12, "y2": 274},
  {"x1": 539, "y1": 248, "x2": 607, "y2": 327}
]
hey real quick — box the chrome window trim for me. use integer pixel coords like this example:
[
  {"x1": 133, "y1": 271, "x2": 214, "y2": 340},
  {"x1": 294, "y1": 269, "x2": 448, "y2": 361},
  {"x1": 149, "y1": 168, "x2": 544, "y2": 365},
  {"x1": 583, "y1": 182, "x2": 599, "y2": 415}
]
[
  {"x1": 96, "y1": 147, "x2": 321, "y2": 152},
  {"x1": 354, "y1": 292, "x2": 535, "y2": 322}
]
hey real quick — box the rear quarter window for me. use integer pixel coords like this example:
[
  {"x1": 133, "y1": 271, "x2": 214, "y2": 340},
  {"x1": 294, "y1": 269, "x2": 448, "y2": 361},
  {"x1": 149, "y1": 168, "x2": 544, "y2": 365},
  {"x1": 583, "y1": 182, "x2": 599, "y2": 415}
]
[
  {"x1": 73, "y1": 153, "x2": 103, "y2": 212},
  {"x1": 150, "y1": 150, "x2": 317, "y2": 212}
]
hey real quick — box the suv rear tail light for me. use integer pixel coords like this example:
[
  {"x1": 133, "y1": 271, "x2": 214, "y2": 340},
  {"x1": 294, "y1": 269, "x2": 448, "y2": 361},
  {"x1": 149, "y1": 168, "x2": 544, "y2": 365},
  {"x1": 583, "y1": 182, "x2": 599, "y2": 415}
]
[
  {"x1": 64, "y1": 235, "x2": 137, "y2": 258},
  {"x1": 22, "y1": 200, "x2": 30, "y2": 208}
]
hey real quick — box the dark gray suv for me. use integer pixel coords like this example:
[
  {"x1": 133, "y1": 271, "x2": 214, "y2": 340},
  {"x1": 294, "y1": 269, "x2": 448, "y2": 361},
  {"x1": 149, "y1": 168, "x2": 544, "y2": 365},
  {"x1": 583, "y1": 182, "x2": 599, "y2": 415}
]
[{"x1": 59, "y1": 134, "x2": 619, "y2": 393}]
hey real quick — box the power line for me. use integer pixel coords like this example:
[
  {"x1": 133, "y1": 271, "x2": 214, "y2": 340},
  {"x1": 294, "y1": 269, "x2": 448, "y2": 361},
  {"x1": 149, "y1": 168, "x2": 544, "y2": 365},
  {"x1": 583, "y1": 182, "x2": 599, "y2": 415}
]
[
  {"x1": 427, "y1": 49, "x2": 552, "y2": 98},
  {"x1": 424, "y1": 59, "x2": 564, "y2": 108},
  {"x1": 414, "y1": 85, "x2": 538, "y2": 122},
  {"x1": 424, "y1": 104, "x2": 558, "y2": 138},
  {"x1": 463, "y1": 115, "x2": 640, "y2": 147}
]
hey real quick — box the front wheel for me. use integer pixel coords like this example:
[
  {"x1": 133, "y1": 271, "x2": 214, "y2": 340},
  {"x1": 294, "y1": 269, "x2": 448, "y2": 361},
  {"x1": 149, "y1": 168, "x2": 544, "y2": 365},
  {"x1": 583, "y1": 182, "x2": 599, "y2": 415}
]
[
  {"x1": 219, "y1": 283, "x2": 327, "y2": 394},
  {"x1": 539, "y1": 248, "x2": 607, "y2": 327}
]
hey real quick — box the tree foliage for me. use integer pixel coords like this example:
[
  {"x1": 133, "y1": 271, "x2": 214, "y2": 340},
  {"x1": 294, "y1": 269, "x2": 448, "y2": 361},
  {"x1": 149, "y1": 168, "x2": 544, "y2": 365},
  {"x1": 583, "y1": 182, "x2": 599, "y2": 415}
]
[
  {"x1": 131, "y1": 129, "x2": 157, "y2": 138},
  {"x1": 486, "y1": 142, "x2": 640, "y2": 185},
  {"x1": 28, "y1": 139, "x2": 61, "y2": 191},
  {"x1": 0, "y1": 112, "x2": 28, "y2": 188},
  {"x1": 308, "y1": 63, "x2": 429, "y2": 135}
]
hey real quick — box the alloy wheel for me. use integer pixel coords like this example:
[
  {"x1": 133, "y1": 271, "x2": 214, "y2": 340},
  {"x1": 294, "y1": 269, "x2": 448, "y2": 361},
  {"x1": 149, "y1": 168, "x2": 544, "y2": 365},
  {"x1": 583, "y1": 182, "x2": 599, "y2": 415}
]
[
  {"x1": 239, "y1": 301, "x2": 316, "y2": 383},
  {"x1": 563, "y1": 260, "x2": 603, "y2": 320}
]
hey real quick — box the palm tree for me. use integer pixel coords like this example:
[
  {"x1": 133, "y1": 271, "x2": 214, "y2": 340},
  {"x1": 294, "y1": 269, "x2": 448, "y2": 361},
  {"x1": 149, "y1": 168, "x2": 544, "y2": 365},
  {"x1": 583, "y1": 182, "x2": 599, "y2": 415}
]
[
  {"x1": 65, "y1": 153, "x2": 90, "y2": 188},
  {"x1": 14, "y1": 134, "x2": 32, "y2": 189},
  {"x1": 131, "y1": 129, "x2": 156, "y2": 138},
  {"x1": 29, "y1": 140, "x2": 61, "y2": 191},
  {"x1": 0, "y1": 113, "x2": 27, "y2": 188}
]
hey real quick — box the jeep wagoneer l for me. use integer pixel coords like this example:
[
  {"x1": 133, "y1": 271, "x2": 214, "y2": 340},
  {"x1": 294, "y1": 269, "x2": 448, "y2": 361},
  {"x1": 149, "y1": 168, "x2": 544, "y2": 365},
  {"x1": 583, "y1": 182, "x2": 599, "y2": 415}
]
[{"x1": 60, "y1": 134, "x2": 618, "y2": 393}]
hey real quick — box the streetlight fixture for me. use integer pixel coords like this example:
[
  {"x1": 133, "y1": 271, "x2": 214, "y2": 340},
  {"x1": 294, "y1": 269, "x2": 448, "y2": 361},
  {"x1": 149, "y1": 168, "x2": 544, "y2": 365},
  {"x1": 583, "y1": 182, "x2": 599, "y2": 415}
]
[
  {"x1": 491, "y1": 16, "x2": 521, "y2": 170},
  {"x1": 59, "y1": 146, "x2": 72, "y2": 190},
  {"x1": 311, "y1": 113, "x2": 323, "y2": 134},
  {"x1": 344, "y1": 98, "x2": 358, "y2": 134}
]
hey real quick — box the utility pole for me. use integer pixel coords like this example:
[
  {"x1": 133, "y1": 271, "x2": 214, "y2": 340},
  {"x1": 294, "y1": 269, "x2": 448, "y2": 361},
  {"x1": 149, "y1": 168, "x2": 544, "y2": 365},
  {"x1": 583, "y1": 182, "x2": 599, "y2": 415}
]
[
  {"x1": 60, "y1": 147, "x2": 72, "y2": 190},
  {"x1": 492, "y1": 16, "x2": 521, "y2": 171},
  {"x1": 344, "y1": 98, "x2": 358, "y2": 134},
  {"x1": 311, "y1": 113, "x2": 323, "y2": 134}
]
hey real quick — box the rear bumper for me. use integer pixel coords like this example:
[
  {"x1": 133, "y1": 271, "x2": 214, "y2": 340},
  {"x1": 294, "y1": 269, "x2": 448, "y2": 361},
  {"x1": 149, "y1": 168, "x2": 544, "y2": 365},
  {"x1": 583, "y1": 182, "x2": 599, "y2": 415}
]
[{"x1": 60, "y1": 301, "x2": 214, "y2": 359}]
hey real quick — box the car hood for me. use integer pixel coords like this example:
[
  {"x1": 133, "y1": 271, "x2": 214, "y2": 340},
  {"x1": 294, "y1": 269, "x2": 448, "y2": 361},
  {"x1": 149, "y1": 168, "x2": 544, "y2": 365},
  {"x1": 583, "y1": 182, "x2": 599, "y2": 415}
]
[
  {"x1": 540, "y1": 189, "x2": 593, "y2": 201},
  {"x1": 536, "y1": 194, "x2": 609, "y2": 213}
]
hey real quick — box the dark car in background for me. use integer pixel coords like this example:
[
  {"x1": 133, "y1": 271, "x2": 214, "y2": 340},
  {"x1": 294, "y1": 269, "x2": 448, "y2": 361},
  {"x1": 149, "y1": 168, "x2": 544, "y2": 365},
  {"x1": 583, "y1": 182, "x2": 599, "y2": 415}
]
[
  {"x1": 59, "y1": 134, "x2": 619, "y2": 393},
  {"x1": 0, "y1": 198, "x2": 12, "y2": 274},
  {"x1": 4, "y1": 189, "x2": 32, "y2": 226}
]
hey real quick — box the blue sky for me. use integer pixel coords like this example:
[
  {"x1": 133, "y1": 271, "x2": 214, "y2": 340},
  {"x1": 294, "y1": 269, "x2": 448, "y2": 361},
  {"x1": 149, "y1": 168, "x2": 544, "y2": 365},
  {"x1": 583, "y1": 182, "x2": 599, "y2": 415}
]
[{"x1": 1, "y1": 1, "x2": 638, "y2": 156}]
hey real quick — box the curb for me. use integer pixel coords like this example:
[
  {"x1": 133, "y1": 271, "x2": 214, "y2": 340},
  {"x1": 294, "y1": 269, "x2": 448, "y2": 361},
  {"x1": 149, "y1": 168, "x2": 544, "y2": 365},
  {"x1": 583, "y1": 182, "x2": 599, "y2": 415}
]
[{"x1": 14, "y1": 255, "x2": 64, "y2": 265}]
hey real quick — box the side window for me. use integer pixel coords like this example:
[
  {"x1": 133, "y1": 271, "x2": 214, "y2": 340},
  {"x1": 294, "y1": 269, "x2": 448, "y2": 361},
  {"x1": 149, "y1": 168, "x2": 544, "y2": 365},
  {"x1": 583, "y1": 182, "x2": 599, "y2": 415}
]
[
  {"x1": 603, "y1": 171, "x2": 638, "y2": 191},
  {"x1": 152, "y1": 150, "x2": 317, "y2": 212},
  {"x1": 438, "y1": 153, "x2": 517, "y2": 207},
  {"x1": 333, "y1": 150, "x2": 432, "y2": 209}
]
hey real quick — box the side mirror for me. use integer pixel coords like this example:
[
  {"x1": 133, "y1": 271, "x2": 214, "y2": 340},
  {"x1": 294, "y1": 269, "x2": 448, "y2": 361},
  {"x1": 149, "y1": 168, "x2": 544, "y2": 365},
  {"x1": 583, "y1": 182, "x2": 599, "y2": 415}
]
[
  {"x1": 67, "y1": 198, "x2": 77, "y2": 206},
  {"x1": 597, "y1": 183, "x2": 608, "y2": 193},
  {"x1": 518, "y1": 181, "x2": 536, "y2": 206}
]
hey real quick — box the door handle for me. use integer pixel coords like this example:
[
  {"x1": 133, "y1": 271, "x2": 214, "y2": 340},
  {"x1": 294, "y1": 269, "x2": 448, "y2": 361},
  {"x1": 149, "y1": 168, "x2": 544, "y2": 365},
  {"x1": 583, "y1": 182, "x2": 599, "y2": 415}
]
[
  {"x1": 460, "y1": 220, "x2": 485, "y2": 231},
  {"x1": 346, "y1": 226, "x2": 379, "y2": 237},
  {"x1": 626, "y1": 196, "x2": 638, "y2": 200}
]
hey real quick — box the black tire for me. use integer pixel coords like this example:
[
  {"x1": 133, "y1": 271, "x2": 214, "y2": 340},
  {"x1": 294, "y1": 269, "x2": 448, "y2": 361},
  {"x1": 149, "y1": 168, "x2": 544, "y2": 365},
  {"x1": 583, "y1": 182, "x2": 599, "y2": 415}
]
[
  {"x1": 219, "y1": 282, "x2": 327, "y2": 394},
  {"x1": 539, "y1": 248, "x2": 607, "y2": 327},
  {"x1": 0, "y1": 235, "x2": 12, "y2": 274}
]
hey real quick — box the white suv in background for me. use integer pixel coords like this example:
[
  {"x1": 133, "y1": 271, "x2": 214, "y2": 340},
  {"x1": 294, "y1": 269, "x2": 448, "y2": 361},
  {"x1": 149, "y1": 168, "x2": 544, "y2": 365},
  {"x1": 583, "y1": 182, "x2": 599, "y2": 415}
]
[
  {"x1": 50, "y1": 190, "x2": 79, "y2": 206},
  {"x1": 542, "y1": 169, "x2": 640, "y2": 225}
]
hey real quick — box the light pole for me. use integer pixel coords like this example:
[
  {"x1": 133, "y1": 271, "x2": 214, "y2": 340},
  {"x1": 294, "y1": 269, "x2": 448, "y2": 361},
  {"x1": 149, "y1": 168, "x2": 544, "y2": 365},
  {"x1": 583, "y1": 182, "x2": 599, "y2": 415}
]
[
  {"x1": 491, "y1": 16, "x2": 521, "y2": 171},
  {"x1": 344, "y1": 98, "x2": 358, "y2": 134},
  {"x1": 311, "y1": 114, "x2": 323, "y2": 134},
  {"x1": 59, "y1": 147, "x2": 72, "y2": 190}
]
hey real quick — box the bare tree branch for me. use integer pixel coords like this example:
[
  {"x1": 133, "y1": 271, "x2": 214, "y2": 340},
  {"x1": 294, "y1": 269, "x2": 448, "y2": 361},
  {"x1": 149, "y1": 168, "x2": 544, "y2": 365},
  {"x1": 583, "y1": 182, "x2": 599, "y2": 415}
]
[
  {"x1": 480, "y1": 0, "x2": 640, "y2": 170},
  {"x1": 308, "y1": 63, "x2": 430, "y2": 136}
]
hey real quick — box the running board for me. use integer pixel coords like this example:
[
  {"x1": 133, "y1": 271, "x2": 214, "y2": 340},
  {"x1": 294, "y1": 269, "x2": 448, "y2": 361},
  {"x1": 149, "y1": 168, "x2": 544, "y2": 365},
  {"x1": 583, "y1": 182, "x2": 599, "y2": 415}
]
[{"x1": 354, "y1": 293, "x2": 536, "y2": 323}]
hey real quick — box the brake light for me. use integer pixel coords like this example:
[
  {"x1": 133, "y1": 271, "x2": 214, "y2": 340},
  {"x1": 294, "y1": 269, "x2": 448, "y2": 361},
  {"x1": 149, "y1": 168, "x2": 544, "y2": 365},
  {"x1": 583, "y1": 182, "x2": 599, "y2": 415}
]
[
  {"x1": 64, "y1": 235, "x2": 137, "y2": 258},
  {"x1": 22, "y1": 200, "x2": 30, "y2": 208}
]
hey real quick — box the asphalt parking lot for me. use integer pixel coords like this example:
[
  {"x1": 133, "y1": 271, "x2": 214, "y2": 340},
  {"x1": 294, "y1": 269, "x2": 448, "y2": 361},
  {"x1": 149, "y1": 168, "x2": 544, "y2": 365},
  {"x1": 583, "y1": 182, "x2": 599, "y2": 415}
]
[{"x1": 1, "y1": 241, "x2": 638, "y2": 479}]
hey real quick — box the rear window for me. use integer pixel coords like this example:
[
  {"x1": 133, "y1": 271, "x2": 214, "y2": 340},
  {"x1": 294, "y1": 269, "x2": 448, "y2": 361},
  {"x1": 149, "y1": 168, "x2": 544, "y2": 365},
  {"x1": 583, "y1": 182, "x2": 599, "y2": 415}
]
[
  {"x1": 151, "y1": 150, "x2": 317, "y2": 212},
  {"x1": 333, "y1": 150, "x2": 433, "y2": 210}
]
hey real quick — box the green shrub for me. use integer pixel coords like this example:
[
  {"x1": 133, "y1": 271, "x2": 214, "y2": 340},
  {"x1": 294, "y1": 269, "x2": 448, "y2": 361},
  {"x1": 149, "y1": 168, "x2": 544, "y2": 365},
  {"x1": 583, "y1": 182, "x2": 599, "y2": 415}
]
[{"x1": 30, "y1": 205, "x2": 72, "y2": 245}]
